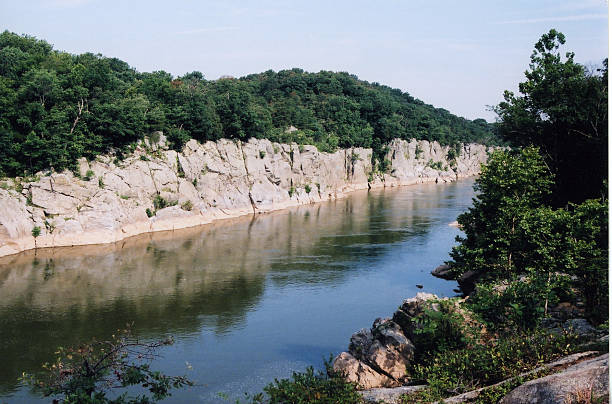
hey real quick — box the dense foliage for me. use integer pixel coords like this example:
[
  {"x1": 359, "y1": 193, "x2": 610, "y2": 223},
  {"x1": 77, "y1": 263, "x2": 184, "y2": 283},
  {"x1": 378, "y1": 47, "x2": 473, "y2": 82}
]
[
  {"x1": 448, "y1": 30, "x2": 608, "y2": 329},
  {"x1": 407, "y1": 328, "x2": 579, "y2": 402},
  {"x1": 0, "y1": 31, "x2": 498, "y2": 177},
  {"x1": 495, "y1": 29, "x2": 608, "y2": 204},
  {"x1": 449, "y1": 147, "x2": 608, "y2": 328},
  {"x1": 24, "y1": 326, "x2": 192, "y2": 403},
  {"x1": 256, "y1": 361, "x2": 361, "y2": 404}
]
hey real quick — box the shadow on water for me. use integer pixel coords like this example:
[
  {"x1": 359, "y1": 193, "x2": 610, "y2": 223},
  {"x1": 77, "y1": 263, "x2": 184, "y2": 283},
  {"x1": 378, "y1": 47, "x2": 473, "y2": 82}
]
[{"x1": 0, "y1": 180, "x2": 474, "y2": 399}]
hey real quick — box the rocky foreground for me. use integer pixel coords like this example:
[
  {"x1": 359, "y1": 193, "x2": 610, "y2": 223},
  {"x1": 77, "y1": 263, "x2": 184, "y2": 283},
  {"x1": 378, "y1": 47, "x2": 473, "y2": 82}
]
[
  {"x1": 333, "y1": 293, "x2": 609, "y2": 403},
  {"x1": 0, "y1": 136, "x2": 493, "y2": 257}
]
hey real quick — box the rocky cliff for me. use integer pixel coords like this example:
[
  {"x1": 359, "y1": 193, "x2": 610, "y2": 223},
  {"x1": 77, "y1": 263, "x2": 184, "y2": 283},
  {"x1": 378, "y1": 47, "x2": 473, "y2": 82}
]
[{"x1": 0, "y1": 136, "x2": 493, "y2": 258}]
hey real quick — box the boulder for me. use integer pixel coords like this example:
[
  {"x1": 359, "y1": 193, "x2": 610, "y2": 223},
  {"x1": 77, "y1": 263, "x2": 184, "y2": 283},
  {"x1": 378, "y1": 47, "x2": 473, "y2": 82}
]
[
  {"x1": 360, "y1": 386, "x2": 426, "y2": 404},
  {"x1": 456, "y1": 269, "x2": 483, "y2": 295},
  {"x1": 500, "y1": 354, "x2": 609, "y2": 404},
  {"x1": 348, "y1": 328, "x2": 374, "y2": 361},
  {"x1": 393, "y1": 293, "x2": 438, "y2": 338},
  {"x1": 431, "y1": 264, "x2": 454, "y2": 280},
  {"x1": 365, "y1": 340, "x2": 411, "y2": 381},
  {"x1": 562, "y1": 318, "x2": 597, "y2": 337},
  {"x1": 332, "y1": 352, "x2": 397, "y2": 389},
  {"x1": 372, "y1": 318, "x2": 415, "y2": 361}
]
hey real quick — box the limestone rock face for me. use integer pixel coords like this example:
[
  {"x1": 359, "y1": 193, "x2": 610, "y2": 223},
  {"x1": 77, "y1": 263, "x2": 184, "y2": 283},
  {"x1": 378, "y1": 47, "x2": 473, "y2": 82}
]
[
  {"x1": 0, "y1": 137, "x2": 492, "y2": 258},
  {"x1": 500, "y1": 354, "x2": 609, "y2": 404},
  {"x1": 332, "y1": 352, "x2": 397, "y2": 389}
]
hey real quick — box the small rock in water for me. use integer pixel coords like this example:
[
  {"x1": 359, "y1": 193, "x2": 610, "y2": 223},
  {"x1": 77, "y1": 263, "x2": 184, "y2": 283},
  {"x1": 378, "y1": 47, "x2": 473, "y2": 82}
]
[{"x1": 416, "y1": 284, "x2": 423, "y2": 289}]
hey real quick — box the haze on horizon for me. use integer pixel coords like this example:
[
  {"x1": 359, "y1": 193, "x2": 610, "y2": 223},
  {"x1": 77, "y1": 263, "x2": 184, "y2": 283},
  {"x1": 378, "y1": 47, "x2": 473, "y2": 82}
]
[{"x1": 0, "y1": 0, "x2": 608, "y2": 122}]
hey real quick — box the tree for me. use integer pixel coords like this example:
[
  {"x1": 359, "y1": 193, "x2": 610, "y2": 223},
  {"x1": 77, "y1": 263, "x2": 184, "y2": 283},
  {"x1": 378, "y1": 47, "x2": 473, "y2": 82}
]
[
  {"x1": 449, "y1": 147, "x2": 554, "y2": 279},
  {"x1": 495, "y1": 29, "x2": 608, "y2": 204},
  {"x1": 24, "y1": 325, "x2": 192, "y2": 404}
]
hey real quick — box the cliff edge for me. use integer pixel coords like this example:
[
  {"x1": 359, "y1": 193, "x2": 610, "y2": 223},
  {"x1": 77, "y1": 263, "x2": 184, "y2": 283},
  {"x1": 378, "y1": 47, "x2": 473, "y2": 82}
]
[{"x1": 0, "y1": 136, "x2": 493, "y2": 257}]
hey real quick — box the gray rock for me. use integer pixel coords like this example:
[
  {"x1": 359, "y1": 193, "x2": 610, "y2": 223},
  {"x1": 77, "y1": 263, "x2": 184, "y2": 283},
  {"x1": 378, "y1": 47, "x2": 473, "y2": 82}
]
[
  {"x1": 563, "y1": 318, "x2": 597, "y2": 337},
  {"x1": 372, "y1": 319, "x2": 415, "y2": 361},
  {"x1": 431, "y1": 264, "x2": 454, "y2": 280},
  {"x1": 500, "y1": 354, "x2": 609, "y2": 404},
  {"x1": 360, "y1": 385, "x2": 426, "y2": 404},
  {"x1": 393, "y1": 293, "x2": 439, "y2": 338},
  {"x1": 348, "y1": 328, "x2": 374, "y2": 361}
]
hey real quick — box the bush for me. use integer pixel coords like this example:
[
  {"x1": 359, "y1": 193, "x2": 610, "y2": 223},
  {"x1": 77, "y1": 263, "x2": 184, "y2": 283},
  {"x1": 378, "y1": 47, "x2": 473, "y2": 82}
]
[
  {"x1": 153, "y1": 194, "x2": 168, "y2": 210},
  {"x1": 288, "y1": 186, "x2": 295, "y2": 197},
  {"x1": 259, "y1": 150, "x2": 266, "y2": 159},
  {"x1": 410, "y1": 299, "x2": 476, "y2": 359},
  {"x1": 415, "y1": 145, "x2": 424, "y2": 159},
  {"x1": 305, "y1": 184, "x2": 312, "y2": 194},
  {"x1": 146, "y1": 208, "x2": 153, "y2": 218},
  {"x1": 31, "y1": 226, "x2": 41, "y2": 238},
  {"x1": 426, "y1": 159, "x2": 444, "y2": 170},
  {"x1": 408, "y1": 329, "x2": 579, "y2": 400},
  {"x1": 181, "y1": 200, "x2": 193, "y2": 211},
  {"x1": 258, "y1": 359, "x2": 361, "y2": 404},
  {"x1": 23, "y1": 326, "x2": 192, "y2": 404}
]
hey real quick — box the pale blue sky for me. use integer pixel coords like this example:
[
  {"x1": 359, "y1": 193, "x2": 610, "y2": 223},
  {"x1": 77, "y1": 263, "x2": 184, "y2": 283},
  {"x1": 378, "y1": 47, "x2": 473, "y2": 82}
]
[{"x1": 1, "y1": 0, "x2": 608, "y2": 121}]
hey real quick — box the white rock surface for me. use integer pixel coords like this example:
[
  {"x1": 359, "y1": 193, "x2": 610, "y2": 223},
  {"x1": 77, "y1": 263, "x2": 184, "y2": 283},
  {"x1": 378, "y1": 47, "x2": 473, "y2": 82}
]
[{"x1": 0, "y1": 137, "x2": 493, "y2": 257}]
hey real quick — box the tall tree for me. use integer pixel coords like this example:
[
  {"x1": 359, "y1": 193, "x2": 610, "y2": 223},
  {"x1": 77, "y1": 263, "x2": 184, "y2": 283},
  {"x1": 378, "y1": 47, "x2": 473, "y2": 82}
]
[{"x1": 495, "y1": 29, "x2": 608, "y2": 204}]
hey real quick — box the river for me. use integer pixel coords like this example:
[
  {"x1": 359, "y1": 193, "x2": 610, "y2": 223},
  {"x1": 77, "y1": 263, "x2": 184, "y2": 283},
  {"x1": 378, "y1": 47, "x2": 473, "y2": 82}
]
[{"x1": 0, "y1": 179, "x2": 475, "y2": 403}]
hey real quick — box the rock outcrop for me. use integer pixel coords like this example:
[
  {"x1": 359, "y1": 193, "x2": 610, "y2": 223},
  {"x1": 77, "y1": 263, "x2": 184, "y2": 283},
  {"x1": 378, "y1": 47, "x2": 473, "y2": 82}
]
[
  {"x1": 500, "y1": 354, "x2": 609, "y2": 404},
  {"x1": 0, "y1": 136, "x2": 492, "y2": 258},
  {"x1": 333, "y1": 292, "x2": 439, "y2": 388}
]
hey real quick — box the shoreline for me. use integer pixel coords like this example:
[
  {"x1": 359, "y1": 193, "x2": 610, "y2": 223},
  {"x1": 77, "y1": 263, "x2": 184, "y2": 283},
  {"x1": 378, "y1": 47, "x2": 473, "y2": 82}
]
[{"x1": 0, "y1": 176, "x2": 472, "y2": 260}]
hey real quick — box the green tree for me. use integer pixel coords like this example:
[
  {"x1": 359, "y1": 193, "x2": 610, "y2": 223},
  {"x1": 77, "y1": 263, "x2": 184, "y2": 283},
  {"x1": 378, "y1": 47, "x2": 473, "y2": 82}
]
[
  {"x1": 449, "y1": 147, "x2": 554, "y2": 280},
  {"x1": 495, "y1": 29, "x2": 608, "y2": 204}
]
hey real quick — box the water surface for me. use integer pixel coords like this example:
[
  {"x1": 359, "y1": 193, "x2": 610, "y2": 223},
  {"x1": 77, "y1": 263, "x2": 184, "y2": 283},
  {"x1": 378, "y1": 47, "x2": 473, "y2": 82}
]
[{"x1": 0, "y1": 180, "x2": 474, "y2": 403}]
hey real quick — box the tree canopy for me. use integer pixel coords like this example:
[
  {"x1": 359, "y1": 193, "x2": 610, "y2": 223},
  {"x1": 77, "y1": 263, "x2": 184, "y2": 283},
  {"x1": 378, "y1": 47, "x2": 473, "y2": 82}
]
[
  {"x1": 0, "y1": 31, "x2": 499, "y2": 177},
  {"x1": 494, "y1": 29, "x2": 607, "y2": 204}
]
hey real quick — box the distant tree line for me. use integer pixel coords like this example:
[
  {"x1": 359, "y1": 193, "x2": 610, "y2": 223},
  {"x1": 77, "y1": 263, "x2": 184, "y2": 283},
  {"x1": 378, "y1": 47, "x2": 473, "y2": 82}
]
[{"x1": 0, "y1": 30, "x2": 499, "y2": 177}]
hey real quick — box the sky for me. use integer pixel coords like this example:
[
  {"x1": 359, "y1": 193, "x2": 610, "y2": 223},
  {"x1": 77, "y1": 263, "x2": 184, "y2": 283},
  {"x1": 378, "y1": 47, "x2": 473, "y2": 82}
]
[{"x1": 0, "y1": 0, "x2": 608, "y2": 121}]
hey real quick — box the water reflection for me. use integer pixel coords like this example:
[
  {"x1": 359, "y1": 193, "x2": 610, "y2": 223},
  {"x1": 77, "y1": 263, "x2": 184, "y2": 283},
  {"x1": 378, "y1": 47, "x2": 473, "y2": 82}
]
[{"x1": 0, "y1": 181, "x2": 474, "y2": 400}]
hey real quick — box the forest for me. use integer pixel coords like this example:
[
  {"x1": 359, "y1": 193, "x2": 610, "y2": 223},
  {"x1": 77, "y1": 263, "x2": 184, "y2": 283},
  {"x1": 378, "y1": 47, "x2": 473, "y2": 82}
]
[{"x1": 0, "y1": 30, "x2": 498, "y2": 178}]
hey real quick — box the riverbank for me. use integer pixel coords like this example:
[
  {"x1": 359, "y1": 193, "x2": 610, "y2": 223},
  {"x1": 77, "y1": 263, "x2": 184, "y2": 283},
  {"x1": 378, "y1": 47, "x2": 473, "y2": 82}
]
[
  {"x1": 0, "y1": 135, "x2": 494, "y2": 258},
  {"x1": 331, "y1": 292, "x2": 609, "y2": 403}
]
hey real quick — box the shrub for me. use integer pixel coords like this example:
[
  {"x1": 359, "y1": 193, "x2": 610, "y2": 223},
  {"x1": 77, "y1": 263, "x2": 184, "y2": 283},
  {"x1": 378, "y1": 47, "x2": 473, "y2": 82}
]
[
  {"x1": 288, "y1": 186, "x2": 295, "y2": 197},
  {"x1": 192, "y1": 178, "x2": 197, "y2": 187},
  {"x1": 305, "y1": 184, "x2": 312, "y2": 194},
  {"x1": 181, "y1": 200, "x2": 193, "y2": 211},
  {"x1": 31, "y1": 226, "x2": 41, "y2": 238},
  {"x1": 259, "y1": 359, "x2": 361, "y2": 404},
  {"x1": 98, "y1": 177, "x2": 104, "y2": 188},
  {"x1": 23, "y1": 326, "x2": 192, "y2": 404},
  {"x1": 259, "y1": 150, "x2": 266, "y2": 159},
  {"x1": 146, "y1": 208, "x2": 153, "y2": 218},
  {"x1": 410, "y1": 299, "x2": 476, "y2": 359},
  {"x1": 139, "y1": 155, "x2": 150, "y2": 161},
  {"x1": 84, "y1": 169, "x2": 95, "y2": 181},
  {"x1": 176, "y1": 155, "x2": 185, "y2": 178},
  {"x1": 415, "y1": 145, "x2": 424, "y2": 159},
  {"x1": 408, "y1": 329, "x2": 578, "y2": 400},
  {"x1": 426, "y1": 159, "x2": 444, "y2": 170},
  {"x1": 153, "y1": 194, "x2": 168, "y2": 210}
]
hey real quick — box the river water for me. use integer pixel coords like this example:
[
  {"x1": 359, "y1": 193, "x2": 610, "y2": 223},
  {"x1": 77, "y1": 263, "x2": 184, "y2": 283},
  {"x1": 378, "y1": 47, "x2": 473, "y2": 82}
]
[{"x1": 0, "y1": 179, "x2": 475, "y2": 403}]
